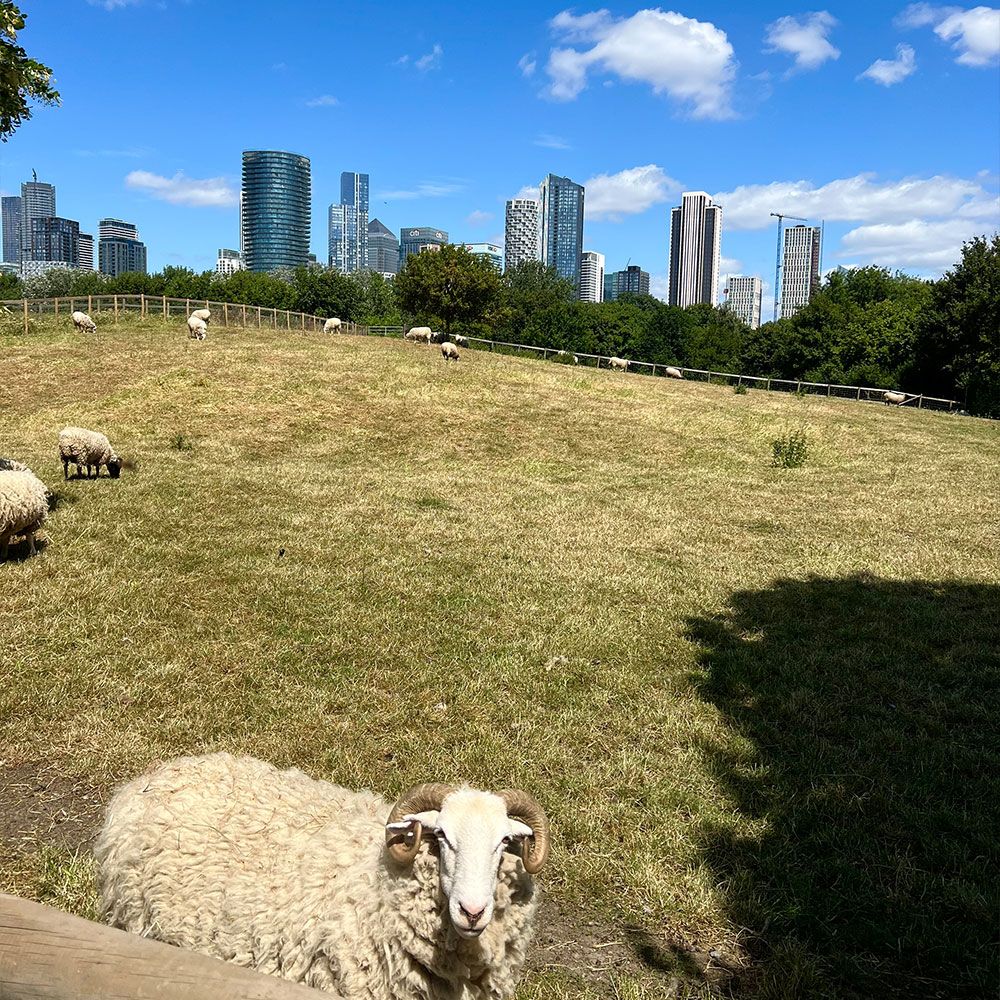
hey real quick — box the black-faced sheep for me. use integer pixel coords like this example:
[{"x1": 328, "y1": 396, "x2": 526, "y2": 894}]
[
  {"x1": 58, "y1": 427, "x2": 122, "y2": 479},
  {"x1": 441, "y1": 341, "x2": 460, "y2": 362}
]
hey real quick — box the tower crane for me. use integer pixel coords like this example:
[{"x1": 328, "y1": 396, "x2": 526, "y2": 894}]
[{"x1": 770, "y1": 211, "x2": 807, "y2": 321}]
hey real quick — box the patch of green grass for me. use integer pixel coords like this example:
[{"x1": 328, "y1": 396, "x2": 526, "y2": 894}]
[
  {"x1": 771, "y1": 428, "x2": 808, "y2": 467},
  {"x1": 1, "y1": 316, "x2": 998, "y2": 999}
]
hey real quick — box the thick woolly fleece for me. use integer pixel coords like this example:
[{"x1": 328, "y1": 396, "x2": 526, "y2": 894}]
[
  {"x1": 0, "y1": 467, "x2": 48, "y2": 552},
  {"x1": 95, "y1": 754, "x2": 538, "y2": 999},
  {"x1": 58, "y1": 427, "x2": 117, "y2": 475}
]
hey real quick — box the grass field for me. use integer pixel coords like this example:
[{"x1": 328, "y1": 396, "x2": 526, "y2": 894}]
[{"x1": 1, "y1": 314, "x2": 997, "y2": 999}]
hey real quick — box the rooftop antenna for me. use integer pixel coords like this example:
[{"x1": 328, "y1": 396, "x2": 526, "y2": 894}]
[
  {"x1": 32, "y1": 168, "x2": 37, "y2": 183},
  {"x1": 770, "y1": 211, "x2": 807, "y2": 321}
]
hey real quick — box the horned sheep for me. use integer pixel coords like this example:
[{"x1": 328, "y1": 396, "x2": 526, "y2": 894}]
[
  {"x1": 441, "y1": 341, "x2": 460, "y2": 362},
  {"x1": 72, "y1": 310, "x2": 96, "y2": 333},
  {"x1": 608, "y1": 357, "x2": 629, "y2": 372},
  {"x1": 95, "y1": 752, "x2": 549, "y2": 999},
  {"x1": 323, "y1": 317, "x2": 342, "y2": 334},
  {"x1": 58, "y1": 426, "x2": 122, "y2": 479},
  {"x1": 405, "y1": 326, "x2": 433, "y2": 344},
  {"x1": 187, "y1": 315, "x2": 207, "y2": 340},
  {"x1": 0, "y1": 462, "x2": 48, "y2": 560}
]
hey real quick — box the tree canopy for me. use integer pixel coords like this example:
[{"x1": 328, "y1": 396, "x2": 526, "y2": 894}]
[{"x1": 0, "y1": 2, "x2": 58, "y2": 140}]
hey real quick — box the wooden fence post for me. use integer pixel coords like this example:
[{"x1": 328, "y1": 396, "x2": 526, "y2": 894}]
[
  {"x1": 163, "y1": 296, "x2": 168, "y2": 320},
  {"x1": 257, "y1": 306, "x2": 261, "y2": 328},
  {"x1": 242, "y1": 304, "x2": 247, "y2": 327},
  {"x1": 224, "y1": 302, "x2": 229, "y2": 327},
  {"x1": 88, "y1": 294, "x2": 92, "y2": 315},
  {"x1": 54, "y1": 298, "x2": 59, "y2": 317},
  {"x1": 114, "y1": 295, "x2": 118, "y2": 323},
  {"x1": 140, "y1": 293, "x2": 145, "y2": 318},
  {"x1": 22, "y1": 298, "x2": 28, "y2": 335}
]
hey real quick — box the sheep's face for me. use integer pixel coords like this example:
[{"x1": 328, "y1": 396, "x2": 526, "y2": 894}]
[
  {"x1": 107, "y1": 458, "x2": 122, "y2": 479},
  {"x1": 393, "y1": 789, "x2": 534, "y2": 939}
]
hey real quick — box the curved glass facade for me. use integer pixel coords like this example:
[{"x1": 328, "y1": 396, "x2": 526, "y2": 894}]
[{"x1": 241, "y1": 150, "x2": 311, "y2": 272}]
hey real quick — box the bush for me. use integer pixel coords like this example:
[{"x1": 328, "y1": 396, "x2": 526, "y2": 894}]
[
  {"x1": 772, "y1": 429, "x2": 808, "y2": 468},
  {"x1": 734, "y1": 383, "x2": 748, "y2": 395}
]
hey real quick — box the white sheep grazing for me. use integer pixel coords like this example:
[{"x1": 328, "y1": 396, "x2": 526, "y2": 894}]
[
  {"x1": 441, "y1": 341, "x2": 460, "y2": 362},
  {"x1": 608, "y1": 357, "x2": 629, "y2": 372},
  {"x1": 95, "y1": 753, "x2": 549, "y2": 999},
  {"x1": 452, "y1": 335, "x2": 469, "y2": 348},
  {"x1": 405, "y1": 326, "x2": 433, "y2": 344},
  {"x1": 71, "y1": 310, "x2": 96, "y2": 333},
  {"x1": 58, "y1": 426, "x2": 122, "y2": 480},
  {"x1": 187, "y1": 315, "x2": 207, "y2": 340},
  {"x1": 190, "y1": 308, "x2": 211, "y2": 323},
  {"x1": 665, "y1": 366, "x2": 683, "y2": 379},
  {"x1": 323, "y1": 317, "x2": 342, "y2": 334},
  {"x1": 0, "y1": 463, "x2": 48, "y2": 560},
  {"x1": 883, "y1": 390, "x2": 906, "y2": 405}
]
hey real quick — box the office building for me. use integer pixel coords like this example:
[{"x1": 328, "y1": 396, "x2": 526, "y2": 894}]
[
  {"x1": 367, "y1": 218, "x2": 399, "y2": 275},
  {"x1": 327, "y1": 171, "x2": 369, "y2": 273},
  {"x1": 98, "y1": 218, "x2": 147, "y2": 276},
  {"x1": 20, "y1": 178, "x2": 55, "y2": 258},
  {"x1": 78, "y1": 233, "x2": 94, "y2": 271},
  {"x1": 780, "y1": 225, "x2": 822, "y2": 319},
  {"x1": 98, "y1": 218, "x2": 138, "y2": 241},
  {"x1": 2, "y1": 196, "x2": 21, "y2": 263},
  {"x1": 399, "y1": 226, "x2": 448, "y2": 267},
  {"x1": 504, "y1": 198, "x2": 540, "y2": 273},
  {"x1": 579, "y1": 250, "x2": 605, "y2": 303},
  {"x1": 605, "y1": 265, "x2": 650, "y2": 301},
  {"x1": 725, "y1": 275, "x2": 762, "y2": 329},
  {"x1": 668, "y1": 192, "x2": 722, "y2": 308},
  {"x1": 241, "y1": 150, "x2": 312, "y2": 272},
  {"x1": 29, "y1": 216, "x2": 79, "y2": 266},
  {"x1": 539, "y1": 174, "x2": 584, "y2": 295},
  {"x1": 216, "y1": 248, "x2": 244, "y2": 275},
  {"x1": 461, "y1": 242, "x2": 503, "y2": 273},
  {"x1": 327, "y1": 204, "x2": 347, "y2": 271}
]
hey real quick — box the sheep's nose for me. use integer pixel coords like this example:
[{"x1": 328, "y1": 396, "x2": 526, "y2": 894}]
[{"x1": 459, "y1": 902, "x2": 487, "y2": 927}]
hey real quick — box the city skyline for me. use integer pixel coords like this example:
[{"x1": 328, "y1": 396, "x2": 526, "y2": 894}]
[{"x1": 2, "y1": 2, "x2": 997, "y2": 309}]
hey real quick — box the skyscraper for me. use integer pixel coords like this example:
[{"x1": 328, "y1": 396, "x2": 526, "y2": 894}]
[
  {"x1": 367, "y1": 218, "x2": 399, "y2": 275},
  {"x1": 241, "y1": 150, "x2": 312, "y2": 272},
  {"x1": 780, "y1": 225, "x2": 821, "y2": 319},
  {"x1": 725, "y1": 275, "x2": 762, "y2": 329},
  {"x1": 539, "y1": 174, "x2": 584, "y2": 295},
  {"x1": 98, "y1": 218, "x2": 147, "y2": 276},
  {"x1": 2, "y1": 196, "x2": 22, "y2": 263},
  {"x1": 327, "y1": 204, "x2": 347, "y2": 271},
  {"x1": 504, "y1": 198, "x2": 540, "y2": 273},
  {"x1": 78, "y1": 233, "x2": 95, "y2": 271},
  {"x1": 668, "y1": 192, "x2": 721, "y2": 308},
  {"x1": 605, "y1": 265, "x2": 651, "y2": 300},
  {"x1": 579, "y1": 251, "x2": 605, "y2": 302},
  {"x1": 20, "y1": 178, "x2": 56, "y2": 259},
  {"x1": 338, "y1": 171, "x2": 369, "y2": 273},
  {"x1": 461, "y1": 243, "x2": 504, "y2": 273},
  {"x1": 30, "y1": 216, "x2": 79, "y2": 266},
  {"x1": 399, "y1": 227, "x2": 448, "y2": 267}
]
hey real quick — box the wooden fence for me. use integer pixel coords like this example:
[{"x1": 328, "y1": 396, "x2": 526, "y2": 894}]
[{"x1": 0, "y1": 893, "x2": 321, "y2": 999}]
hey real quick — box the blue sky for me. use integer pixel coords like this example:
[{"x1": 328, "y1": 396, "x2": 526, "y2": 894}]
[{"x1": 3, "y1": 1, "x2": 998, "y2": 311}]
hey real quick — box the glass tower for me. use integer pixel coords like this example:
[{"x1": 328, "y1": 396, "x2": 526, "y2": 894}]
[
  {"x1": 399, "y1": 227, "x2": 448, "y2": 267},
  {"x1": 2, "y1": 196, "x2": 22, "y2": 263},
  {"x1": 539, "y1": 174, "x2": 585, "y2": 296},
  {"x1": 241, "y1": 150, "x2": 312, "y2": 272},
  {"x1": 367, "y1": 218, "x2": 399, "y2": 274},
  {"x1": 20, "y1": 180, "x2": 56, "y2": 259},
  {"x1": 30, "y1": 216, "x2": 80, "y2": 265}
]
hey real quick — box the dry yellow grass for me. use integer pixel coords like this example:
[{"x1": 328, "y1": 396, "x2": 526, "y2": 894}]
[{"x1": 1, "y1": 315, "x2": 997, "y2": 998}]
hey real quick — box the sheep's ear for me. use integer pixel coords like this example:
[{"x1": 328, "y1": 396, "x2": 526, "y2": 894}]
[
  {"x1": 510, "y1": 819, "x2": 534, "y2": 840},
  {"x1": 385, "y1": 810, "x2": 441, "y2": 834}
]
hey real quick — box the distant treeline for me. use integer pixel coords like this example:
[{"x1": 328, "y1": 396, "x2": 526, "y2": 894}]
[{"x1": 3, "y1": 233, "x2": 996, "y2": 416}]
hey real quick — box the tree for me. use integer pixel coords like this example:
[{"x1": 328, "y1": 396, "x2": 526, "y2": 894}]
[
  {"x1": 395, "y1": 244, "x2": 500, "y2": 336},
  {"x1": 0, "y1": 2, "x2": 59, "y2": 140}
]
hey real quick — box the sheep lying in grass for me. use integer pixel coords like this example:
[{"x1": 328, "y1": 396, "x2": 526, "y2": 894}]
[
  {"x1": 58, "y1": 427, "x2": 122, "y2": 479},
  {"x1": 442, "y1": 341, "x2": 460, "y2": 362},
  {"x1": 71, "y1": 310, "x2": 96, "y2": 333},
  {"x1": 187, "y1": 315, "x2": 207, "y2": 340},
  {"x1": 405, "y1": 326, "x2": 433, "y2": 344},
  {"x1": 190, "y1": 308, "x2": 211, "y2": 323},
  {"x1": 883, "y1": 390, "x2": 906, "y2": 405},
  {"x1": 608, "y1": 357, "x2": 629, "y2": 372},
  {"x1": 665, "y1": 366, "x2": 683, "y2": 379},
  {"x1": 95, "y1": 753, "x2": 549, "y2": 999},
  {"x1": 0, "y1": 462, "x2": 48, "y2": 560},
  {"x1": 323, "y1": 317, "x2": 342, "y2": 334}
]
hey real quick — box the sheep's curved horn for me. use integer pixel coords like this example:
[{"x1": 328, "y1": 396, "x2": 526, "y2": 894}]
[
  {"x1": 385, "y1": 783, "x2": 455, "y2": 866},
  {"x1": 499, "y1": 789, "x2": 550, "y2": 874}
]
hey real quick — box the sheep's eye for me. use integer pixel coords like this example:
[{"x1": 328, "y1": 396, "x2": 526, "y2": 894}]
[
  {"x1": 500, "y1": 836, "x2": 512, "y2": 849},
  {"x1": 435, "y1": 831, "x2": 453, "y2": 850}
]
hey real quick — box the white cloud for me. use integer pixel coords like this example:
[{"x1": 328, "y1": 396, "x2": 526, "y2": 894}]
[
  {"x1": 764, "y1": 11, "x2": 840, "y2": 71},
  {"x1": 714, "y1": 173, "x2": 999, "y2": 229},
  {"x1": 895, "y1": 3, "x2": 952, "y2": 28},
  {"x1": 896, "y1": 4, "x2": 1000, "y2": 65},
  {"x1": 544, "y1": 8, "x2": 737, "y2": 119},
  {"x1": 719, "y1": 255, "x2": 743, "y2": 274},
  {"x1": 305, "y1": 94, "x2": 339, "y2": 108},
  {"x1": 859, "y1": 44, "x2": 917, "y2": 84},
  {"x1": 415, "y1": 44, "x2": 443, "y2": 71},
  {"x1": 466, "y1": 209, "x2": 494, "y2": 226},
  {"x1": 378, "y1": 180, "x2": 465, "y2": 201},
  {"x1": 518, "y1": 53, "x2": 537, "y2": 77},
  {"x1": 88, "y1": 0, "x2": 141, "y2": 9},
  {"x1": 838, "y1": 218, "x2": 997, "y2": 270},
  {"x1": 583, "y1": 164, "x2": 682, "y2": 221},
  {"x1": 513, "y1": 184, "x2": 539, "y2": 201},
  {"x1": 125, "y1": 170, "x2": 237, "y2": 207},
  {"x1": 534, "y1": 133, "x2": 571, "y2": 149},
  {"x1": 649, "y1": 273, "x2": 669, "y2": 301}
]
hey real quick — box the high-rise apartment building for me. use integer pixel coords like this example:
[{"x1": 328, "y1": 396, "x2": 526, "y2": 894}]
[
  {"x1": 539, "y1": 174, "x2": 585, "y2": 295},
  {"x1": 668, "y1": 192, "x2": 722, "y2": 308},
  {"x1": 579, "y1": 250, "x2": 605, "y2": 303},
  {"x1": 605, "y1": 265, "x2": 651, "y2": 301},
  {"x1": 327, "y1": 204, "x2": 347, "y2": 271},
  {"x1": 2, "y1": 196, "x2": 22, "y2": 263},
  {"x1": 780, "y1": 225, "x2": 821, "y2": 319},
  {"x1": 367, "y1": 218, "x2": 399, "y2": 275},
  {"x1": 461, "y1": 243, "x2": 503, "y2": 273},
  {"x1": 725, "y1": 275, "x2": 762, "y2": 329},
  {"x1": 29, "y1": 216, "x2": 79, "y2": 266},
  {"x1": 20, "y1": 178, "x2": 56, "y2": 259},
  {"x1": 333, "y1": 171, "x2": 369, "y2": 273},
  {"x1": 78, "y1": 233, "x2": 95, "y2": 271},
  {"x1": 399, "y1": 227, "x2": 448, "y2": 267},
  {"x1": 241, "y1": 150, "x2": 312, "y2": 272},
  {"x1": 98, "y1": 218, "x2": 147, "y2": 276},
  {"x1": 504, "y1": 198, "x2": 540, "y2": 273},
  {"x1": 216, "y1": 248, "x2": 244, "y2": 275}
]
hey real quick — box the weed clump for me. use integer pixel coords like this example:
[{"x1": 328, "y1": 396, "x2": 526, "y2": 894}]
[
  {"x1": 734, "y1": 384, "x2": 748, "y2": 395},
  {"x1": 170, "y1": 433, "x2": 194, "y2": 451},
  {"x1": 772, "y1": 429, "x2": 808, "y2": 468}
]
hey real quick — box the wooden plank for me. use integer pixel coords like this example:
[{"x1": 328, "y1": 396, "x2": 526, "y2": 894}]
[{"x1": 0, "y1": 893, "x2": 322, "y2": 999}]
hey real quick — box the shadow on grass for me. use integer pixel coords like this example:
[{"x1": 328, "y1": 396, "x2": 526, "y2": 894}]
[{"x1": 687, "y1": 575, "x2": 999, "y2": 1000}]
